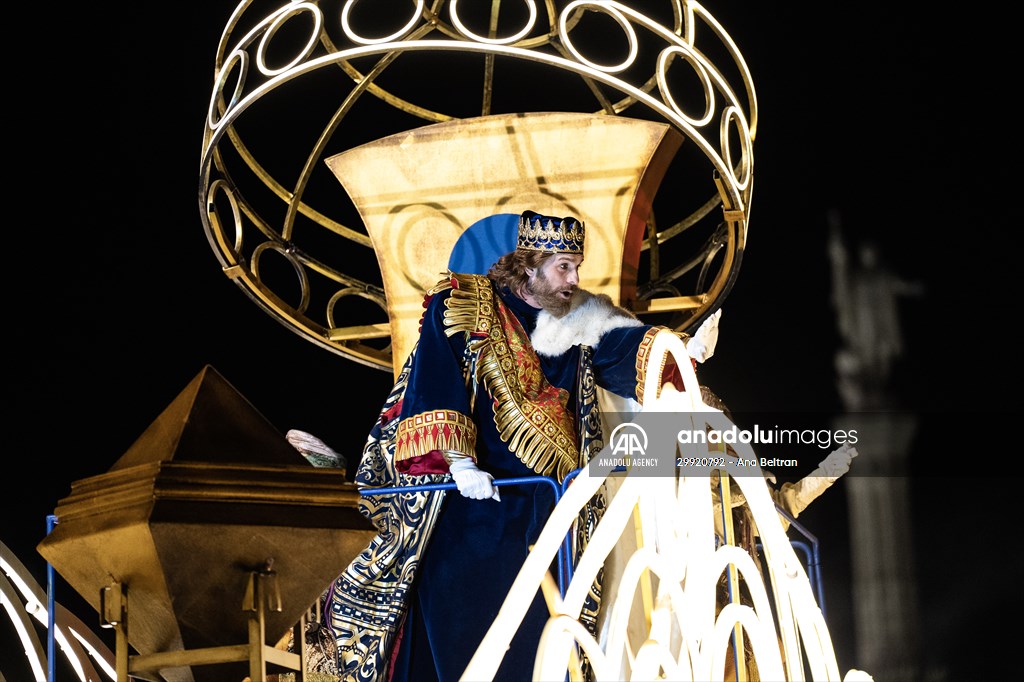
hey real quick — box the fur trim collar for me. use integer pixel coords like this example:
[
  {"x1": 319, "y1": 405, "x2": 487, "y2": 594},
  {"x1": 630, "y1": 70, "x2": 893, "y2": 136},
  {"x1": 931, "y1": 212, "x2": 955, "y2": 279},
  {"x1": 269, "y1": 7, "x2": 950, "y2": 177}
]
[{"x1": 531, "y1": 289, "x2": 643, "y2": 356}]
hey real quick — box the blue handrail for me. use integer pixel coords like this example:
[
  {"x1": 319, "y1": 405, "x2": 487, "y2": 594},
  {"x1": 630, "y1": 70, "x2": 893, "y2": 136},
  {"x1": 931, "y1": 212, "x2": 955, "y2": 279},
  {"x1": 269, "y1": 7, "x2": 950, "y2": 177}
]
[
  {"x1": 360, "y1": 475, "x2": 568, "y2": 594},
  {"x1": 362, "y1": 471, "x2": 827, "y2": 616},
  {"x1": 773, "y1": 506, "x2": 825, "y2": 615},
  {"x1": 559, "y1": 468, "x2": 583, "y2": 588},
  {"x1": 46, "y1": 514, "x2": 58, "y2": 682},
  {"x1": 39, "y1": 471, "x2": 825, "y2": 682}
]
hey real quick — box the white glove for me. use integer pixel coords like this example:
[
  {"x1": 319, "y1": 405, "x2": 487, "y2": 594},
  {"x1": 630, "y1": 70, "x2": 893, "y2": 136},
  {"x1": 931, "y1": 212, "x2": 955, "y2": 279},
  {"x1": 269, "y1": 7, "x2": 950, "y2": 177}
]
[
  {"x1": 843, "y1": 670, "x2": 874, "y2": 682},
  {"x1": 785, "y1": 444, "x2": 858, "y2": 516},
  {"x1": 686, "y1": 309, "x2": 722, "y2": 363},
  {"x1": 449, "y1": 458, "x2": 500, "y2": 501},
  {"x1": 819, "y1": 443, "x2": 858, "y2": 479}
]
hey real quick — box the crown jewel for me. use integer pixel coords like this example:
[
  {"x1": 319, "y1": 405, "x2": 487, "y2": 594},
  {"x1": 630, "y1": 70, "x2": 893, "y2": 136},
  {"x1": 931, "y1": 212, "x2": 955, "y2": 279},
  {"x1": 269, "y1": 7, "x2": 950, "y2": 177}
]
[{"x1": 517, "y1": 210, "x2": 585, "y2": 255}]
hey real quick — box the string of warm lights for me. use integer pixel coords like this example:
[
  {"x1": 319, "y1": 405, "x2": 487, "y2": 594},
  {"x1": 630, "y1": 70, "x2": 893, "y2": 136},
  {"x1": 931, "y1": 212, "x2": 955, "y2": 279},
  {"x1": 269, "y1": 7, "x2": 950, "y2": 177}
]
[
  {"x1": 199, "y1": 1, "x2": 757, "y2": 371},
  {"x1": 464, "y1": 330, "x2": 857, "y2": 681},
  {"x1": 1, "y1": 542, "x2": 115, "y2": 681}
]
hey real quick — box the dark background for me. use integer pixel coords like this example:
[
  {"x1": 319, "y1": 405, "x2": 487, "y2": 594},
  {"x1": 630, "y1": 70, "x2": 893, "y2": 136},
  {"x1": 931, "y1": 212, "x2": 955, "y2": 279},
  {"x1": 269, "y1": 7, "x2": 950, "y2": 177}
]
[{"x1": 4, "y1": 2, "x2": 1014, "y2": 679}]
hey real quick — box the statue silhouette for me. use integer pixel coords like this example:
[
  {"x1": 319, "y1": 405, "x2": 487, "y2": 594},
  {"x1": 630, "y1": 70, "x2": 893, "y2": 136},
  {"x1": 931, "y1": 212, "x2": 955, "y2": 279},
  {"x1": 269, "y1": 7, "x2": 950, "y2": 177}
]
[{"x1": 827, "y1": 209, "x2": 923, "y2": 410}]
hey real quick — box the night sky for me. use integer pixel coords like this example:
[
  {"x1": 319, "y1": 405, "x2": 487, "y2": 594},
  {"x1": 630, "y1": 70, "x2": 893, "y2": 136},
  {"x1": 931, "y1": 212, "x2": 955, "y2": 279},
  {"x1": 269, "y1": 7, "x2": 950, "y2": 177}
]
[{"x1": 4, "y1": 2, "x2": 1014, "y2": 680}]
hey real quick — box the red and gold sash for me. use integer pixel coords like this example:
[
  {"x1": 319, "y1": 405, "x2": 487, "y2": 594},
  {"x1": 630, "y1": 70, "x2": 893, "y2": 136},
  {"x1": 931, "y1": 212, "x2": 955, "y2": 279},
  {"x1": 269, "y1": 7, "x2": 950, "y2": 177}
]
[{"x1": 444, "y1": 273, "x2": 579, "y2": 481}]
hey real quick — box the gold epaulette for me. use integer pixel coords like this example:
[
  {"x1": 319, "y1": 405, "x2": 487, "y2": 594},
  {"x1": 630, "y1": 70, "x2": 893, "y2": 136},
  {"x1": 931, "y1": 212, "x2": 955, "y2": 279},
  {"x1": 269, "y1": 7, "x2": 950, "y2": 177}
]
[
  {"x1": 429, "y1": 271, "x2": 579, "y2": 481},
  {"x1": 440, "y1": 272, "x2": 495, "y2": 338}
]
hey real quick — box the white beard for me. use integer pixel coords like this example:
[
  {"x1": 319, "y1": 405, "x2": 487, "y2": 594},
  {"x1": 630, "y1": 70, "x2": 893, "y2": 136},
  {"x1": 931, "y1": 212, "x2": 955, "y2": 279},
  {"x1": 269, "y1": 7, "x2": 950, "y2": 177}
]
[{"x1": 530, "y1": 289, "x2": 643, "y2": 356}]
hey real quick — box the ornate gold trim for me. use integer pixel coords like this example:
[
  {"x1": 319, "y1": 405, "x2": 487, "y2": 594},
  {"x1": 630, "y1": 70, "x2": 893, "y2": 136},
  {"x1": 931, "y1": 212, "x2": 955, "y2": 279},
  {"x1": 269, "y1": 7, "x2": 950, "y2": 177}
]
[
  {"x1": 444, "y1": 273, "x2": 579, "y2": 481},
  {"x1": 395, "y1": 409, "x2": 477, "y2": 463},
  {"x1": 635, "y1": 327, "x2": 689, "y2": 405}
]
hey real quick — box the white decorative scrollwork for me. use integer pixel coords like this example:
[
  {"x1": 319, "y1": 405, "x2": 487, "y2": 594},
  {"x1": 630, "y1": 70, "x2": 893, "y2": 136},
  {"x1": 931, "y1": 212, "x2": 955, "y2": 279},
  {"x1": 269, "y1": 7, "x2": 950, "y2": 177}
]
[{"x1": 464, "y1": 330, "x2": 868, "y2": 681}]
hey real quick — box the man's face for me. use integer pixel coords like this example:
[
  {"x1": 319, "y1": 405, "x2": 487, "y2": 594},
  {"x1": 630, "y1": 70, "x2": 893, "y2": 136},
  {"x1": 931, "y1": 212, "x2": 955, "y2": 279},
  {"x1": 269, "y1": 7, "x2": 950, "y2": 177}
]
[{"x1": 526, "y1": 254, "x2": 583, "y2": 317}]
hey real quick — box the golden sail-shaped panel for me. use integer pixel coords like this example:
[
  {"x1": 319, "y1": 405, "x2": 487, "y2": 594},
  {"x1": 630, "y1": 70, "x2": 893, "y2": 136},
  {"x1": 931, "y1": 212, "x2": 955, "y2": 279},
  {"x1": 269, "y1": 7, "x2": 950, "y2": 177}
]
[{"x1": 325, "y1": 111, "x2": 683, "y2": 376}]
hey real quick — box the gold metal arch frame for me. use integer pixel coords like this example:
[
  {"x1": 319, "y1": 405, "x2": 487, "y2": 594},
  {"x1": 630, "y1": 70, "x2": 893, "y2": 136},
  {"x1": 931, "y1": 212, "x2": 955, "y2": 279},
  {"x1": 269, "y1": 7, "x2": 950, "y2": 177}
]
[{"x1": 199, "y1": 0, "x2": 756, "y2": 372}]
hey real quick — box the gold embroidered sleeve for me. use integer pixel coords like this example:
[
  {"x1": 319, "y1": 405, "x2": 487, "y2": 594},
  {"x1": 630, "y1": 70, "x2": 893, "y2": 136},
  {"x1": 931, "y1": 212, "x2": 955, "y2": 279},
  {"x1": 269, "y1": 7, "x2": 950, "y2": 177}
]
[
  {"x1": 634, "y1": 327, "x2": 690, "y2": 405},
  {"x1": 394, "y1": 409, "x2": 478, "y2": 463}
]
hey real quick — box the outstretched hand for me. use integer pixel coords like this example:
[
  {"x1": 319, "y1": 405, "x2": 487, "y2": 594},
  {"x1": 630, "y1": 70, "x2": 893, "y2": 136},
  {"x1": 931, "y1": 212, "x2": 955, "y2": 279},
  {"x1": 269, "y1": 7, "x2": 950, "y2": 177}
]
[
  {"x1": 819, "y1": 443, "x2": 858, "y2": 479},
  {"x1": 788, "y1": 443, "x2": 858, "y2": 516},
  {"x1": 687, "y1": 309, "x2": 722, "y2": 363}
]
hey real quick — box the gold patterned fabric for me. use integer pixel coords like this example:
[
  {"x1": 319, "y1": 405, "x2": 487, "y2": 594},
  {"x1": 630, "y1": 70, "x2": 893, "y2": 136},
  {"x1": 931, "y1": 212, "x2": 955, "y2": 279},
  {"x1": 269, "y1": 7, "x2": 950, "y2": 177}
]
[
  {"x1": 634, "y1": 326, "x2": 690, "y2": 405},
  {"x1": 449, "y1": 275, "x2": 607, "y2": 660},
  {"x1": 445, "y1": 272, "x2": 581, "y2": 481},
  {"x1": 328, "y1": 348, "x2": 449, "y2": 682},
  {"x1": 394, "y1": 409, "x2": 477, "y2": 463},
  {"x1": 331, "y1": 272, "x2": 659, "y2": 681}
]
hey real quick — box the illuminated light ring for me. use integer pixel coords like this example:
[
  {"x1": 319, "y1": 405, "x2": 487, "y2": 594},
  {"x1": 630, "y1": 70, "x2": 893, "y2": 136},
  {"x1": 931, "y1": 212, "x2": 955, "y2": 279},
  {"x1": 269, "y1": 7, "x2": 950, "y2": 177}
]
[
  {"x1": 206, "y1": 2, "x2": 318, "y2": 129},
  {"x1": 461, "y1": 463, "x2": 607, "y2": 680},
  {"x1": 632, "y1": 638, "x2": 685, "y2": 680},
  {"x1": 199, "y1": 1, "x2": 757, "y2": 369},
  {"x1": 628, "y1": 1, "x2": 756, "y2": 147},
  {"x1": 559, "y1": 1, "x2": 639, "y2": 73},
  {"x1": 698, "y1": 543, "x2": 786, "y2": 680},
  {"x1": 536, "y1": 614, "x2": 612, "y2": 679},
  {"x1": 589, "y1": 549, "x2": 657, "y2": 674},
  {"x1": 251, "y1": 242, "x2": 311, "y2": 313},
  {"x1": 341, "y1": 0, "x2": 425, "y2": 45},
  {"x1": 1, "y1": 544, "x2": 115, "y2": 681},
  {"x1": 204, "y1": 3, "x2": 752, "y2": 197},
  {"x1": 710, "y1": 603, "x2": 788, "y2": 681},
  {"x1": 449, "y1": 0, "x2": 537, "y2": 45},
  {"x1": 205, "y1": 179, "x2": 245, "y2": 258},
  {"x1": 459, "y1": 329, "x2": 854, "y2": 680},
  {"x1": 201, "y1": 41, "x2": 750, "y2": 213},
  {"x1": 566, "y1": 0, "x2": 688, "y2": 47},
  {"x1": 207, "y1": 48, "x2": 247, "y2": 130},
  {"x1": 198, "y1": 45, "x2": 749, "y2": 367},
  {"x1": 257, "y1": 2, "x2": 323, "y2": 76},
  {"x1": 0, "y1": 576, "x2": 46, "y2": 681},
  {"x1": 595, "y1": 546, "x2": 695, "y2": 679},
  {"x1": 708, "y1": 544, "x2": 777, "y2": 624},
  {"x1": 326, "y1": 286, "x2": 389, "y2": 329},
  {"x1": 688, "y1": 0, "x2": 757, "y2": 140},
  {"x1": 720, "y1": 104, "x2": 753, "y2": 192},
  {"x1": 657, "y1": 45, "x2": 714, "y2": 127},
  {"x1": 66, "y1": 625, "x2": 116, "y2": 680}
]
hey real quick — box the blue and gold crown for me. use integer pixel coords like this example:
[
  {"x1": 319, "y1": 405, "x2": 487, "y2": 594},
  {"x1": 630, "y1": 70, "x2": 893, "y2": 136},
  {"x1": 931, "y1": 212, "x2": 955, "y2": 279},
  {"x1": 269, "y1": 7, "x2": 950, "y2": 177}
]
[{"x1": 516, "y1": 210, "x2": 585, "y2": 255}]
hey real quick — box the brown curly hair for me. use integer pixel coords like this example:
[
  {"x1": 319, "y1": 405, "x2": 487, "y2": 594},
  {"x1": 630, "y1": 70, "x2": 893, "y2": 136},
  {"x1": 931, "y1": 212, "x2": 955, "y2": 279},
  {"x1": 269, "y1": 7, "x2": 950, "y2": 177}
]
[{"x1": 487, "y1": 250, "x2": 553, "y2": 297}]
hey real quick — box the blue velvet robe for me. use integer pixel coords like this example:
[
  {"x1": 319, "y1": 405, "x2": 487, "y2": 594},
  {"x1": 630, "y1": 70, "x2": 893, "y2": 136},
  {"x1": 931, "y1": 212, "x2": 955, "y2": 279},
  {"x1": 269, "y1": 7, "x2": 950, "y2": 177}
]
[{"x1": 387, "y1": 275, "x2": 662, "y2": 682}]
